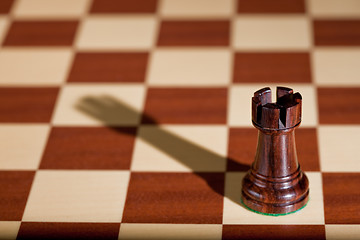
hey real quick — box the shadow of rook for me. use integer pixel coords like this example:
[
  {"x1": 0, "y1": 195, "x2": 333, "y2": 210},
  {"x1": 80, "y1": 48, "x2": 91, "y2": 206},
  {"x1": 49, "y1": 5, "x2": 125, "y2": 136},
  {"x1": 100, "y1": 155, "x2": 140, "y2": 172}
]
[{"x1": 75, "y1": 95, "x2": 250, "y2": 206}]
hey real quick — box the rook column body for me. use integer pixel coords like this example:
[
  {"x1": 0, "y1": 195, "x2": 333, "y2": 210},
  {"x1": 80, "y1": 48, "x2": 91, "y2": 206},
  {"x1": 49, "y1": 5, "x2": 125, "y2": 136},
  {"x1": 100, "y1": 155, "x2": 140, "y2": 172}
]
[{"x1": 242, "y1": 87, "x2": 309, "y2": 215}]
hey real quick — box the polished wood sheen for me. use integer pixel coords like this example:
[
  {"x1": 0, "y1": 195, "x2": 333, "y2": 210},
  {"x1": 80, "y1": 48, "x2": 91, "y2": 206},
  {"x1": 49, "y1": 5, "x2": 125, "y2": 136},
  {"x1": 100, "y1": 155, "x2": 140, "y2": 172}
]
[{"x1": 242, "y1": 86, "x2": 309, "y2": 214}]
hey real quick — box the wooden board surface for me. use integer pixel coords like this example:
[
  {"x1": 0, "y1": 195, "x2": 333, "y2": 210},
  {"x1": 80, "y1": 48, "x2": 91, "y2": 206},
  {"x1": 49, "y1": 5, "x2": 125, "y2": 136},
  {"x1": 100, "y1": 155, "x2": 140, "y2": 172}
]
[{"x1": 0, "y1": 0, "x2": 360, "y2": 239}]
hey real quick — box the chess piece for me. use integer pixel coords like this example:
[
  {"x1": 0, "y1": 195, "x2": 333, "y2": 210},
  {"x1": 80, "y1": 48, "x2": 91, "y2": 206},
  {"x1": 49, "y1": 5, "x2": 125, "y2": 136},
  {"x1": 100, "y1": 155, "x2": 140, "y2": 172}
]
[{"x1": 241, "y1": 87, "x2": 309, "y2": 215}]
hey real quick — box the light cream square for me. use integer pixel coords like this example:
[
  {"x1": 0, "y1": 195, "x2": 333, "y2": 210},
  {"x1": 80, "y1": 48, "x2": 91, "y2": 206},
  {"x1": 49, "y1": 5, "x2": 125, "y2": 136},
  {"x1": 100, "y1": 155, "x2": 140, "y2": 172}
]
[
  {"x1": 309, "y1": 0, "x2": 360, "y2": 18},
  {"x1": 228, "y1": 84, "x2": 317, "y2": 127},
  {"x1": 326, "y1": 225, "x2": 360, "y2": 240},
  {"x1": 161, "y1": 0, "x2": 234, "y2": 18},
  {"x1": 319, "y1": 126, "x2": 360, "y2": 172},
  {"x1": 52, "y1": 84, "x2": 145, "y2": 126},
  {"x1": 77, "y1": 16, "x2": 157, "y2": 50},
  {"x1": 132, "y1": 125, "x2": 227, "y2": 172},
  {"x1": 0, "y1": 124, "x2": 50, "y2": 170},
  {"x1": 0, "y1": 49, "x2": 72, "y2": 86},
  {"x1": 233, "y1": 16, "x2": 311, "y2": 50},
  {"x1": 223, "y1": 172, "x2": 324, "y2": 224},
  {"x1": 0, "y1": 221, "x2": 20, "y2": 240},
  {"x1": 148, "y1": 49, "x2": 231, "y2": 86},
  {"x1": 14, "y1": 0, "x2": 89, "y2": 19},
  {"x1": 313, "y1": 48, "x2": 360, "y2": 86},
  {"x1": 119, "y1": 224, "x2": 222, "y2": 240},
  {"x1": 23, "y1": 170, "x2": 130, "y2": 222}
]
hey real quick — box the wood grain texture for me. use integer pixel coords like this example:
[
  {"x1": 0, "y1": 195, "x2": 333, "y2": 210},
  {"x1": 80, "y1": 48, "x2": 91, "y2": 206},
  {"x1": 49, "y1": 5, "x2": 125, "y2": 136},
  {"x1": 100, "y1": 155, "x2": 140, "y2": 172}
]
[
  {"x1": 314, "y1": 20, "x2": 360, "y2": 46},
  {"x1": 227, "y1": 128, "x2": 257, "y2": 171},
  {"x1": 242, "y1": 87, "x2": 309, "y2": 214},
  {"x1": 90, "y1": 0, "x2": 157, "y2": 13},
  {"x1": 323, "y1": 173, "x2": 360, "y2": 224},
  {"x1": 223, "y1": 225, "x2": 325, "y2": 240},
  {"x1": 233, "y1": 52, "x2": 311, "y2": 83},
  {"x1": 237, "y1": 0, "x2": 305, "y2": 13},
  {"x1": 67, "y1": 52, "x2": 148, "y2": 83},
  {"x1": 0, "y1": 171, "x2": 34, "y2": 221},
  {"x1": 142, "y1": 88, "x2": 227, "y2": 124},
  {"x1": 296, "y1": 128, "x2": 320, "y2": 171},
  {"x1": 318, "y1": 87, "x2": 360, "y2": 124},
  {"x1": 158, "y1": 20, "x2": 230, "y2": 46},
  {"x1": 40, "y1": 127, "x2": 136, "y2": 170},
  {"x1": 122, "y1": 172, "x2": 224, "y2": 224},
  {"x1": 17, "y1": 222, "x2": 120, "y2": 240},
  {"x1": 3, "y1": 21, "x2": 78, "y2": 46},
  {"x1": 0, "y1": 87, "x2": 59, "y2": 123}
]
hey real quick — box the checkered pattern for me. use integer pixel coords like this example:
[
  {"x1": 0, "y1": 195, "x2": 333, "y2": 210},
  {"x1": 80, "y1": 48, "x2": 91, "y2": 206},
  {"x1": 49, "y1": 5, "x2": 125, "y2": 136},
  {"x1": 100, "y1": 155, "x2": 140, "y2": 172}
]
[{"x1": 0, "y1": 0, "x2": 360, "y2": 239}]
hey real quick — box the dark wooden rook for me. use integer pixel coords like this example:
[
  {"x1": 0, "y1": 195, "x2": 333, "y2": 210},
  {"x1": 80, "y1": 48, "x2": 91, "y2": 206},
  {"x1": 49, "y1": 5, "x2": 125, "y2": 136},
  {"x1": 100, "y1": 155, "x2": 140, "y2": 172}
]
[{"x1": 242, "y1": 86, "x2": 309, "y2": 215}]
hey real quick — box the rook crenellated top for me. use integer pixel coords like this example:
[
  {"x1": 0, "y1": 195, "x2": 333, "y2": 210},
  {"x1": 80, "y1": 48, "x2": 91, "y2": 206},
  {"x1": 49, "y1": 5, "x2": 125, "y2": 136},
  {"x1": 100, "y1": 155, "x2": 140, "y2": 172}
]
[{"x1": 252, "y1": 86, "x2": 302, "y2": 129}]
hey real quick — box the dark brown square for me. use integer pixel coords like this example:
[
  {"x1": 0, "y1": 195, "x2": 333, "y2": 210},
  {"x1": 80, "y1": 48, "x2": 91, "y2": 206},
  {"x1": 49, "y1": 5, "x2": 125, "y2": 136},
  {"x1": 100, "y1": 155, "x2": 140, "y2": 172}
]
[
  {"x1": 158, "y1": 21, "x2": 230, "y2": 46},
  {"x1": 296, "y1": 128, "x2": 320, "y2": 171},
  {"x1": 0, "y1": 171, "x2": 35, "y2": 221},
  {"x1": 227, "y1": 128, "x2": 257, "y2": 171},
  {"x1": 3, "y1": 21, "x2": 78, "y2": 46},
  {"x1": 67, "y1": 52, "x2": 148, "y2": 83},
  {"x1": 323, "y1": 173, "x2": 360, "y2": 224},
  {"x1": 40, "y1": 127, "x2": 136, "y2": 170},
  {"x1": 142, "y1": 88, "x2": 227, "y2": 124},
  {"x1": 318, "y1": 88, "x2": 360, "y2": 124},
  {"x1": 314, "y1": 20, "x2": 360, "y2": 46},
  {"x1": 90, "y1": 0, "x2": 157, "y2": 13},
  {"x1": 122, "y1": 172, "x2": 224, "y2": 224},
  {"x1": 237, "y1": 0, "x2": 305, "y2": 13},
  {"x1": 0, "y1": 0, "x2": 13, "y2": 13},
  {"x1": 17, "y1": 222, "x2": 120, "y2": 240},
  {"x1": 233, "y1": 52, "x2": 311, "y2": 83},
  {"x1": 222, "y1": 225, "x2": 325, "y2": 240},
  {"x1": 0, "y1": 87, "x2": 59, "y2": 123}
]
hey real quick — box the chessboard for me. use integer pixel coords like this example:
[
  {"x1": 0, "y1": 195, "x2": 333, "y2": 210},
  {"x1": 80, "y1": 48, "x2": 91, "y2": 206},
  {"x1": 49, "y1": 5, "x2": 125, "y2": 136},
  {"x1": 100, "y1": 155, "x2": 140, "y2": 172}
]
[{"x1": 0, "y1": 0, "x2": 359, "y2": 239}]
